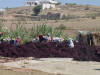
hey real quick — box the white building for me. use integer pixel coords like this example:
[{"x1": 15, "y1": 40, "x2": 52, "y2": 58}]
[
  {"x1": 25, "y1": 0, "x2": 58, "y2": 9},
  {"x1": 0, "y1": 9, "x2": 5, "y2": 12},
  {"x1": 40, "y1": 0, "x2": 57, "y2": 10}
]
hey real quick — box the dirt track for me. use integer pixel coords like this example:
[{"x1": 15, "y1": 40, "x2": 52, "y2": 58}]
[
  {"x1": 2, "y1": 58, "x2": 100, "y2": 75},
  {"x1": 0, "y1": 65, "x2": 56, "y2": 75}
]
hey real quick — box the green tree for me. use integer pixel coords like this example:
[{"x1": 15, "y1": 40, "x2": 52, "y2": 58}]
[
  {"x1": 33, "y1": 5, "x2": 42, "y2": 16},
  {"x1": 84, "y1": 5, "x2": 90, "y2": 10}
]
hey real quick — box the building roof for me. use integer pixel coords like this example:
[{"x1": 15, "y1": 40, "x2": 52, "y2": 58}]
[{"x1": 40, "y1": 0, "x2": 57, "y2": 4}]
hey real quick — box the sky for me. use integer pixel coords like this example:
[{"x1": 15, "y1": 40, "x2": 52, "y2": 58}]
[{"x1": 0, "y1": 0, "x2": 100, "y2": 9}]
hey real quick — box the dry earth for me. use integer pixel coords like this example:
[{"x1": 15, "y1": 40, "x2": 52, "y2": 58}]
[
  {"x1": 0, "y1": 58, "x2": 56, "y2": 75},
  {"x1": 1, "y1": 58, "x2": 100, "y2": 75}
]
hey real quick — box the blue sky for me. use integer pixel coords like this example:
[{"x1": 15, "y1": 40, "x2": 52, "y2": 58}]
[{"x1": 0, "y1": 0, "x2": 100, "y2": 9}]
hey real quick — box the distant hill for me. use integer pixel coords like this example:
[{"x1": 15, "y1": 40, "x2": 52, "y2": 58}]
[{"x1": 1, "y1": 4, "x2": 100, "y2": 18}]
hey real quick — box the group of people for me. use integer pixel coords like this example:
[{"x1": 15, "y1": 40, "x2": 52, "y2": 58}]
[
  {"x1": 0, "y1": 32, "x2": 75, "y2": 48},
  {"x1": 32, "y1": 33, "x2": 64, "y2": 43},
  {"x1": 0, "y1": 30, "x2": 96, "y2": 48},
  {"x1": 78, "y1": 31, "x2": 94, "y2": 46},
  {"x1": 0, "y1": 32, "x2": 21, "y2": 46},
  {"x1": 32, "y1": 33, "x2": 75, "y2": 48},
  {"x1": 9, "y1": 36, "x2": 21, "y2": 46}
]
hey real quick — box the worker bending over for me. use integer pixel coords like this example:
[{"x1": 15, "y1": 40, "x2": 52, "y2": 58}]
[{"x1": 67, "y1": 38, "x2": 74, "y2": 48}]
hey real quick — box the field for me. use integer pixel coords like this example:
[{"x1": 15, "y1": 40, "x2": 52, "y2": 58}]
[
  {"x1": 1, "y1": 5, "x2": 100, "y2": 38},
  {"x1": 0, "y1": 4, "x2": 100, "y2": 75}
]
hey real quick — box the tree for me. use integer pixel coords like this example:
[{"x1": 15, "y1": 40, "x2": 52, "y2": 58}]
[
  {"x1": 84, "y1": 5, "x2": 90, "y2": 10},
  {"x1": 33, "y1": 5, "x2": 42, "y2": 16}
]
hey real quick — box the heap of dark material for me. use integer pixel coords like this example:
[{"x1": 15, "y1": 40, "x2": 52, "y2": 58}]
[{"x1": 0, "y1": 42, "x2": 100, "y2": 62}]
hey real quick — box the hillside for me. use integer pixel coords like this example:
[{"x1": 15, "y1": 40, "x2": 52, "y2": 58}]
[
  {"x1": 0, "y1": 4, "x2": 100, "y2": 37},
  {"x1": 2, "y1": 4, "x2": 100, "y2": 16}
]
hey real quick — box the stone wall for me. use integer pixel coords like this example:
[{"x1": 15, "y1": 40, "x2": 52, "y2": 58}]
[
  {"x1": 13, "y1": 12, "x2": 61, "y2": 21},
  {"x1": 40, "y1": 12, "x2": 61, "y2": 20},
  {"x1": 14, "y1": 15, "x2": 40, "y2": 21}
]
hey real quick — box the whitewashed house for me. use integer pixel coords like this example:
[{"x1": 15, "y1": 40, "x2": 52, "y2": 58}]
[
  {"x1": 0, "y1": 9, "x2": 5, "y2": 12},
  {"x1": 25, "y1": 0, "x2": 58, "y2": 9},
  {"x1": 40, "y1": 0, "x2": 58, "y2": 9}
]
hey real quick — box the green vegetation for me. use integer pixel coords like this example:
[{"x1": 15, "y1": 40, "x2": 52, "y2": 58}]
[
  {"x1": 16, "y1": 11, "x2": 23, "y2": 14},
  {"x1": 0, "y1": 23, "x2": 66, "y2": 44},
  {"x1": 33, "y1": 5, "x2": 42, "y2": 16},
  {"x1": 31, "y1": 24, "x2": 65, "y2": 38},
  {"x1": 85, "y1": 13, "x2": 96, "y2": 19},
  {"x1": 62, "y1": 14, "x2": 80, "y2": 20},
  {"x1": 56, "y1": 24, "x2": 66, "y2": 30},
  {"x1": 65, "y1": 3, "x2": 77, "y2": 7},
  {"x1": 84, "y1": 5, "x2": 90, "y2": 10}
]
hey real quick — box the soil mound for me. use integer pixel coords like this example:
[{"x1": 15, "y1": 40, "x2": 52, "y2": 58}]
[{"x1": 0, "y1": 42, "x2": 100, "y2": 62}]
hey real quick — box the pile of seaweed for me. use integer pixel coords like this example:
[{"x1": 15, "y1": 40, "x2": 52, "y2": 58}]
[{"x1": 0, "y1": 42, "x2": 100, "y2": 62}]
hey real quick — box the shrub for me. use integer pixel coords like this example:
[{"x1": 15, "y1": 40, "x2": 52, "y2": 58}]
[
  {"x1": 16, "y1": 11, "x2": 23, "y2": 14},
  {"x1": 56, "y1": 24, "x2": 66, "y2": 30},
  {"x1": 91, "y1": 15, "x2": 96, "y2": 19},
  {"x1": 86, "y1": 14, "x2": 96, "y2": 19},
  {"x1": 65, "y1": 3, "x2": 77, "y2": 7},
  {"x1": 33, "y1": 5, "x2": 42, "y2": 16},
  {"x1": 84, "y1": 5, "x2": 90, "y2": 10},
  {"x1": 63, "y1": 14, "x2": 79, "y2": 20}
]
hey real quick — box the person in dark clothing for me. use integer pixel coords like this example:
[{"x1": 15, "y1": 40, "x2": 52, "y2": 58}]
[
  {"x1": 87, "y1": 34, "x2": 90, "y2": 45},
  {"x1": 89, "y1": 34, "x2": 94, "y2": 46},
  {"x1": 39, "y1": 34, "x2": 47, "y2": 42},
  {"x1": 10, "y1": 39, "x2": 15, "y2": 45},
  {"x1": 87, "y1": 34, "x2": 94, "y2": 46},
  {"x1": 78, "y1": 34, "x2": 83, "y2": 43}
]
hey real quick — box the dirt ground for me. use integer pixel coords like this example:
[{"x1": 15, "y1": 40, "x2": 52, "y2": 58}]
[
  {"x1": 0, "y1": 58, "x2": 56, "y2": 75},
  {"x1": 0, "y1": 68, "x2": 56, "y2": 75},
  {"x1": 0, "y1": 58, "x2": 62, "y2": 75},
  {"x1": 1, "y1": 58, "x2": 100, "y2": 75}
]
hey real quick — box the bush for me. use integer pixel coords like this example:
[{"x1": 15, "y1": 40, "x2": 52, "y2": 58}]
[
  {"x1": 65, "y1": 3, "x2": 77, "y2": 7},
  {"x1": 16, "y1": 11, "x2": 23, "y2": 14},
  {"x1": 62, "y1": 15, "x2": 66, "y2": 20},
  {"x1": 91, "y1": 15, "x2": 96, "y2": 19},
  {"x1": 33, "y1": 5, "x2": 42, "y2": 16},
  {"x1": 56, "y1": 24, "x2": 66, "y2": 30},
  {"x1": 84, "y1": 5, "x2": 90, "y2": 10},
  {"x1": 62, "y1": 14, "x2": 79, "y2": 20},
  {"x1": 85, "y1": 14, "x2": 96, "y2": 19}
]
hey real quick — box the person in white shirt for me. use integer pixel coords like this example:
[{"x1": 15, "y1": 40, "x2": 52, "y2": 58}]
[{"x1": 67, "y1": 38, "x2": 74, "y2": 48}]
